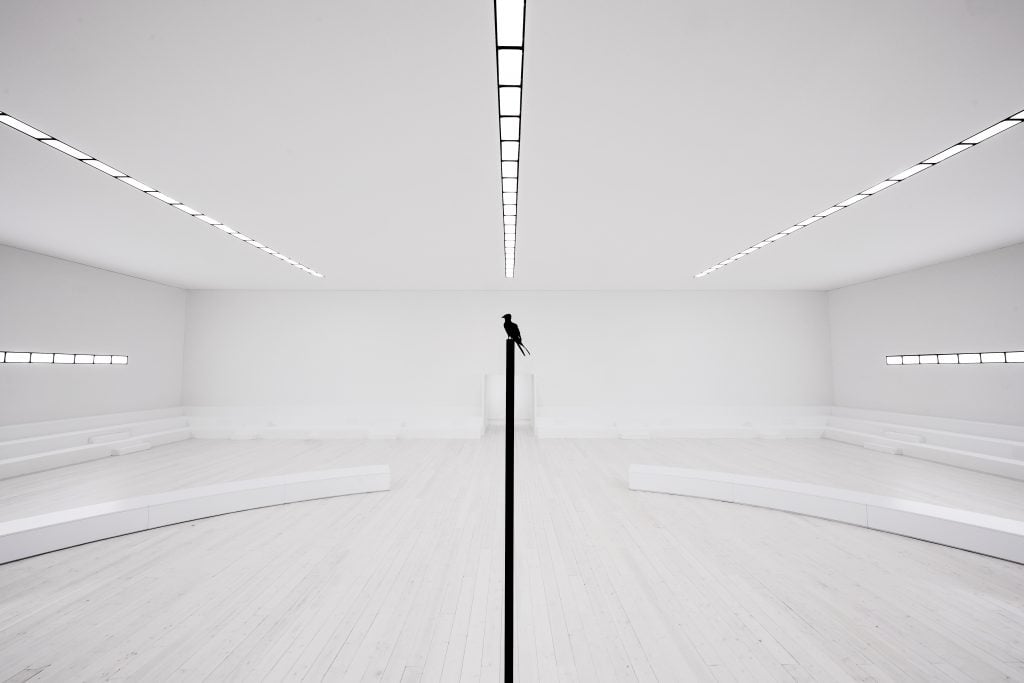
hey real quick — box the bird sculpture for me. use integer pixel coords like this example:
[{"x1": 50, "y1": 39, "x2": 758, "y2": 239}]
[{"x1": 502, "y1": 314, "x2": 530, "y2": 356}]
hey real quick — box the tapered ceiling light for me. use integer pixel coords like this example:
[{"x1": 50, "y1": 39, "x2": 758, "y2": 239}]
[
  {"x1": 494, "y1": 0, "x2": 527, "y2": 278},
  {"x1": 694, "y1": 108, "x2": 1024, "y2": 278},
  {"x1": 0, "y1": 111, "x2": 323, "y2": 278}
]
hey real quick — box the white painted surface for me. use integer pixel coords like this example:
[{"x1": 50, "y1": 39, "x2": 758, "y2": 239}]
[
  {"x1": 184, "y1": 290, "x2": 832, "y2": 433},
  {"x1": 629, "y1": 465, "x2": 1024, "y2": 564},
  {"x1": 484, "y1": 373, "x2": 534, "y2": 425},
  {"x1": 2, "y1": 435, "x2": 1024, "y2": 680},
  {"x1": 0, "y1": 466, "x2": 390, "y2": 564},
  {"x1": 0, "y1": 246, "x2": 186, "y2": 426},
  {"x1": 1, "y1": 3, "x2": 1023, "y2": 291},
  {"x1": 828, "y1": 243, "x2": 1024, "y2": 425}
]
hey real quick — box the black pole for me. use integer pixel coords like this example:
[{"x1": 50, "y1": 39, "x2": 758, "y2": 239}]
[{"x1": 505, "y1": 338, "x2": 514, "y2": 681}]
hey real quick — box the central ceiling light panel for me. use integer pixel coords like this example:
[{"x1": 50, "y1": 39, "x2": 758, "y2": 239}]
[
  {"x1": 494, "y1": 0, "x2": 527, "y2": 278},
  {"x1": 694, "y1": 108, "x2": 1024, "y2": 279},
  {"x1": 0, "y1": 111, "x2": 323, "y2": 278}
]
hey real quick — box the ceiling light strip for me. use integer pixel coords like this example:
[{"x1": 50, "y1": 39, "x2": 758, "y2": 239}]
[
  {"x1": 495, "y1": 0, "x2": 527, "y2": 278},
  {"x1": 694, "y1": 108, "x2": 1024, "y2": 278},
  {"x1": 0, "y1": 112, "x2": 323, "y2": 278},
  {"x1": 885, "y1": 350, "x2": 1023, "y2": 365},
  {"x1": 1, "y1": 351, "x2": 128, "y2": 365}
]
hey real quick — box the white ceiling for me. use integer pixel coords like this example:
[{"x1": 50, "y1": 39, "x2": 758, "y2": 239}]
[{"x1": 1, "y1": 0, "x2": 1022, "y2": 291}]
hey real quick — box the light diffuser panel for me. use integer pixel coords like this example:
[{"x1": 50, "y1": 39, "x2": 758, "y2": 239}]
[
  {"x1": 120, "y1": 177, "x2": 155, "y2": 192},
  {"x1": 42, "y1": 139, "x2": 90, "y2": 159},
  {"x1": 495, "y1": 0, "x2": 525, "y2": 46},
  {"x1": 922, "y1": 144, "x2": 970, "y2": 164},
  {"x1": 500, "y1": 117, "x2": 520, "y2": 141},
  {"x1": 962, "y1": 120, "x2": 1019, "y2": 144},
  {"x1": 501, "y1": 141, "x2": 519, "y2": 161},
  {"x1": 499, "y1": 87, "x2": 521, "y2": 116},
  {"x1": 695, "y1": 108, "x2": 1024, "y2": 278},
  {"x1": 889, "y1": 164, "x2": 930, "y2": 181},
  {"x1": 497, "y1": 49, "x2": 523, "y2": 85},
  {"x1": 84, "y1": 159, "x2": 125, "y2": 177},
  {"x1": 0, "y1": 114, "x2": 47, "y2": 138}
]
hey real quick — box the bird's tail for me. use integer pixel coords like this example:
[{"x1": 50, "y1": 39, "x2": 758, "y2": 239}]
[{"x1": 516, "y1": 342, "x2": 530, "y2": 356}]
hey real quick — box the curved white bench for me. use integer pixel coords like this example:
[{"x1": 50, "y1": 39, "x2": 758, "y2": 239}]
[
  {"x1": 0, "y1": 465, "x2": 390, "y2": 564},
  {"x1": 628, "y1": 465, "x2": 1024, "y2": 565}
]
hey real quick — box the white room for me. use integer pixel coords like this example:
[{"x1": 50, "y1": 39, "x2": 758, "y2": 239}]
[{"x1": 1, "y1": 1, "x2": 1023, "y2": 680}]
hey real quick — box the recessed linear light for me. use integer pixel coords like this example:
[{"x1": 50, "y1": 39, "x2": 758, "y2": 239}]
[
  {"x1": 1, "y1": 350, "x2": 128, "y2": 365},
  {"x1": 0, "y1": 111, "x2": 323, "y2": 278},
  {"x1": 885, "y1": 350, "x2": 1022, "y2": 365},
  {"x1": 494, "y1": 1, "x2": 528, "y2": 278},
  {"x1": 694, "y1": 107, "x2": 1024, "y2": 278}
]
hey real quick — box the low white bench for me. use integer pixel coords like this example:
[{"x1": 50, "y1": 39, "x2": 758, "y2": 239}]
[
  {"x1": 0, "y1": 465, "x2": 390, "y2": 564},
  {"x1": 628, "y1": 465, "x2": 1024, "y2": 565}
]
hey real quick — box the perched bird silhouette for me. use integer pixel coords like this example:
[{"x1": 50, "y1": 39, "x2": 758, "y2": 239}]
[{"x1": 502, "y1": 314, "x2": 530, "y2": 356}]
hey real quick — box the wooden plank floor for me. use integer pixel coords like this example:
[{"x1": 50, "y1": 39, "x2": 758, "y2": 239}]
[{"x1": 0, "y1": 433, "x2": 1023, "y2": 681}]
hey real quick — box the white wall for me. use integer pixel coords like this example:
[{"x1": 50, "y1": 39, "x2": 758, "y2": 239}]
[
  {"x1": 183, "y1": 290, "x2": 832, "y2": 426},
  {"x1": 0, "y1": 246, "x2": 186, "y2": 426},
  {"x1": 829, "y1": 242, "x2": 1024, "y2": 426}
]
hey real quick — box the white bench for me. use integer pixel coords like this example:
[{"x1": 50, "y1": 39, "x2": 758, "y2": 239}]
[
  {"x1": 628, "y1": 465, "x2": 1024, "y2": 565},
  {"x1": 0, "y1": 465, "x2": 390, "y2": 564}
]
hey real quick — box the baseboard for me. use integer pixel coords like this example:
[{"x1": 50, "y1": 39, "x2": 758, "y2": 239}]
[
  {"x1": 535, "y1": 406, "x2": 830, "y2": 439},
  {"x1": 185, "y1": 406, "x2": 485, "y2": 440}
]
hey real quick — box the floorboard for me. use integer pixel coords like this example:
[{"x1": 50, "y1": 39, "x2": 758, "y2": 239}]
[{"x1": 0, "y1": 433, "x2": 1022, "y2": 681}]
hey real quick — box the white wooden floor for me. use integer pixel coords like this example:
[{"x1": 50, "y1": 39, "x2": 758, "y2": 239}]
[{"x1": 1, "y1": 433, "x2": 1023, "y2": 681}]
